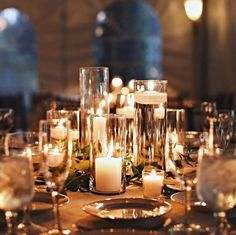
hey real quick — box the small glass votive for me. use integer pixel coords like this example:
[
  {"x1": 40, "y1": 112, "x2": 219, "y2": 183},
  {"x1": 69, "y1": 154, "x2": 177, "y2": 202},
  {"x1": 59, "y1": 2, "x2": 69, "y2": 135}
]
[{"x1": 142, "y1": 168, "x2": 164, "y2": 199}]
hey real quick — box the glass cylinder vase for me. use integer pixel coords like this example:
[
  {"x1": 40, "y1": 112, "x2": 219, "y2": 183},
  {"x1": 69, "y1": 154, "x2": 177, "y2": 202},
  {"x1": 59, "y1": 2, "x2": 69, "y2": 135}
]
[
  {"x1": 133, "y1": 80, "x2": 167, "y2": 170},
  {"x1": 79, "y1": 67, "x2": 109, "y2": 150},
  {"x1": 89, "y1": 114, "x2": 126, "y2": 194}
]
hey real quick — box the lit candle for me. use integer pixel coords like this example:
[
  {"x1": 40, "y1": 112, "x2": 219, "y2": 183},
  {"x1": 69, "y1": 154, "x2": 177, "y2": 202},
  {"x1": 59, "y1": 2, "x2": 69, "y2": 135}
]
[
  {"x1": 93, "y1": 116, "x2": 106, "y2": 145},
  {"x1": 95, "y1": 157, "x2": 122, "y2": 192},
  {"x1": 51, "y1": 125, "x2": 67, "y2": 139},
  {"x1": 46, "y1": 146, "x2": 64, "y2": 167},
  {"x1": 142, "y1": 169, "x2": 164, "y2": 198}
]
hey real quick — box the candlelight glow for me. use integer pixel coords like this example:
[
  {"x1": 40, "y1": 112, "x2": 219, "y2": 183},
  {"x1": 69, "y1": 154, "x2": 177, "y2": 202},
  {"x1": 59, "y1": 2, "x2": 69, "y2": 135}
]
[{"x1": 184, "y1": 0, "x2": 203, "y2": 21}]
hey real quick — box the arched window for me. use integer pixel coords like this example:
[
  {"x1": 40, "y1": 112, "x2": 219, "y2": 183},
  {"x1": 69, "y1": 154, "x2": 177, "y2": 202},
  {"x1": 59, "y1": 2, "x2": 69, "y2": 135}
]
[
  {"x1": 93, "y1": 0, "x2": 162, "y2": 84},
  {"x1": 0, "y1": 8, "x2": 37, "y2": 130},
  {"x1": 0, "y1": 8, "x2": 37, "y2": 95}
]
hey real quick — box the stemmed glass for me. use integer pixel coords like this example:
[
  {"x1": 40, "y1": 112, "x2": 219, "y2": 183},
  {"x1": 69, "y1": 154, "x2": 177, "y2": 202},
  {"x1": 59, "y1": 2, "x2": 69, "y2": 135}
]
[
  {"x1": 217, "y1": 109, "x2": 235, "y2": 149},
  {"x1": 39, "y1": 119, "x2": 71, "y2": 235},
  {"x1": 0, "y1": 156, "x2": 34, "y2": 235},
  {"x1": 4, "y1": 131, "x2": 48, "y2": 234},
  {"x1": 166, "y1": 109, "x2": 208, "y2": 234},
  {"x1": 0, "y1": 108, "x2": 14, "y2": 153},
  {"x1": 197, "y1": 147, "x2": 236, "y2": 234}
]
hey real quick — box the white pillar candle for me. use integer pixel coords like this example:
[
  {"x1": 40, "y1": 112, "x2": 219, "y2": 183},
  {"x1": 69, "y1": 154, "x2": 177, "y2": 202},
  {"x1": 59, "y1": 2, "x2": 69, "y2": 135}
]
[
  {"x1": 51, "y1": 126, "x2": 67, "y2": 139},
  {"x1": 93, "y1": 116, "x2": 106, "y2": 145},
  {"x1": 95, "y1": 157, "x2": 122, "y2": 192},
  {"x1": 142, "y1": 169, "x2": 164, "y2": 198}
]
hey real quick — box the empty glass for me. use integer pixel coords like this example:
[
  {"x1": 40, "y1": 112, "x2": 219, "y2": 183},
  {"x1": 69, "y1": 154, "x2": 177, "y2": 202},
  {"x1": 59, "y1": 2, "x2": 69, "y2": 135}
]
[
  {"x1": 4, "y1": 131, "x2": 47, "y2": 234},
  {"x1": 39, "y1": 119, "x2": 71, "y2": 235},
  {"x1": 166, "y1": 109, "x2": 208, "y2": 234},
  {"x1": 217, "y1": 109, "x2": 235, "y2": 148},
  {"x1": 0, "y1": 156, "x2": 34, "y2": 235},
  {"x1": 197, "y1": 147, "x2": 236, "y2": 234}
]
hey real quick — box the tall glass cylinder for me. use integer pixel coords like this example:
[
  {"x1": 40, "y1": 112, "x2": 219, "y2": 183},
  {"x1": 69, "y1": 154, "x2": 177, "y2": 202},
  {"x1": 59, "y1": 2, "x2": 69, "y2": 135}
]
[
  {"x1": 79, "y1": 67, "x2": 109, "y2": 150},
  {"x1": 134, "y1": 80, "x2": 167, "y2": 170},
  {"x1": 89, "y1": 114, "x2": 126, "y2": 194}
]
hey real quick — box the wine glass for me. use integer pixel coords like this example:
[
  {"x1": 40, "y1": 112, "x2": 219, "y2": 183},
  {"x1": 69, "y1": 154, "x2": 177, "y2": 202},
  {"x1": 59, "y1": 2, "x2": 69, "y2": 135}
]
[
  {"x1": 217, "y1": 109, "x2": 235, "y2": 149},
  {"x1": 4, "y1": 131, "x2": 48, "y2": 234},
  {"x1": 201, "y1": 101, "x2": 217, "y2": 131},
  {"x1": 166, "y1": 109, "x2": 209, "y2": 234},
  {"x1": 0, "y1": 156, "x2": 34, "y2": 235},
  {"x1": 46, "y1": 109, "x2": 80, "y2": 170},
  {"x1": 39, "y1": 119, "x2": 71, "y2": 235},
  {"x1": 0, "y1": 108, "x2": 14, "y2": 153},
  {"x1": 196, "y1": 147, "x2": 236, "y2": 234}
]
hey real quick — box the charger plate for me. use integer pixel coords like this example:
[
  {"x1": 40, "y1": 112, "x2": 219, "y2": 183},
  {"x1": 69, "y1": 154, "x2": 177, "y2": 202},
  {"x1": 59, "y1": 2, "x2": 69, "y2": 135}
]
[{"x1": 83, "y1": 197, "x2": 171, "y2": 220}]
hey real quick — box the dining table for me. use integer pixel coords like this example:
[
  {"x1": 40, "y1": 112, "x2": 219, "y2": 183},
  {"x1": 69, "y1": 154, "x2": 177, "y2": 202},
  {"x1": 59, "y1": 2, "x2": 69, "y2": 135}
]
[{"x1": 1, "y1": 183, "x2": 236, "y2": 235}]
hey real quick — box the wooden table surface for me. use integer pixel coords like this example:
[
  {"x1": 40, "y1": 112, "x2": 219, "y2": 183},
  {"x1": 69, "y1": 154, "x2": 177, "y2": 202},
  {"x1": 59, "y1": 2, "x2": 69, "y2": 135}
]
[{"x1": 2, "y1": 184, "x2": 236, "y2": 234}]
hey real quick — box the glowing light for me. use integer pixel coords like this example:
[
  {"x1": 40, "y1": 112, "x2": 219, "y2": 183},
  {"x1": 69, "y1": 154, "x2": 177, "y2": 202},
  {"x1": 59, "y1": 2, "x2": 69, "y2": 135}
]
[
  {"x1": 0, "y1": 18, "x2": 7, "y2": 31},
  {"x1": 1, "y1": 8, "x2": 19, "y2": 25},
  {"x1": 111, "y1": 76, "x2": 123, "y2": 88},
  {"x1": 147, "y1": 81, "x2": 155, "y2": 91},
  {"x1": 184, "y1": 0, "x2": 203, "y2": 21},
  {"x1": 128, "y1": 79, "x2": 135, "y2": 91},
  {"x1": 95, "y1": 26, "x2": 104, "y2": 37},
  {"x1": 97, "y1": 11, "x2": 106, "y2": 22},
  {"x1": 121, "y1": 87, "x2": 129, "y2": 95}
]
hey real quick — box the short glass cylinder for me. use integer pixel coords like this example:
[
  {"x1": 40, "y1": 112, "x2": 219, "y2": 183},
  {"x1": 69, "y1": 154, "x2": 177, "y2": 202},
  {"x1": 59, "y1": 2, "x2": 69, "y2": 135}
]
[{"x1": 89, "y1": 114, "x2": 126, "y2": 194}]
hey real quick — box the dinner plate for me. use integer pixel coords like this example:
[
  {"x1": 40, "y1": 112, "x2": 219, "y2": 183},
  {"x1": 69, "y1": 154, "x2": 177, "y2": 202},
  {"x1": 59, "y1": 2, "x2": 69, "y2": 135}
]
[
  {"x1": 83, "y1": 197, "x2": 171, "y2": 220},
  {"x1": 165, "y1": 178, "x2": 183, "y2": 191},
  {"x1": 77, "y1": 228, "x2": 165, "y2": 235},
  {"x1": 170, "y1": 191, "x2": 209, "y2": 212},
  {"x1": 0, "y1": 191, "x2": 69, "y2": 225}
]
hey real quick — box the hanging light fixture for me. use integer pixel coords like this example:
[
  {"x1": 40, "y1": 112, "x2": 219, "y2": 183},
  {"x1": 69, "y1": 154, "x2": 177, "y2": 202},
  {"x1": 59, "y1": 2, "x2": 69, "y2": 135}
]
[{"x1": 184, "y1": 0, "x2": 203, "y2": 21}]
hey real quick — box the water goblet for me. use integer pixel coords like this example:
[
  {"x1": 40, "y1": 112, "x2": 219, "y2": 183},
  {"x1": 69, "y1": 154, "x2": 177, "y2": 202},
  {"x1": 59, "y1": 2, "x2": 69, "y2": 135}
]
[
  {"x1": 39, "y1": 119, "x2": 71, "y2": 235},
  {"x1": 197, "y1": 147, "x2": 236, "y2": 234},
  {"x1": 166, "y1": 109, "x2": 208, "y2": 234},
  {"x1": 4, "y1": 131, "x2": 48, "y2": 234},
  {"x1": 217, "y1": 109, "x2": 235, "y2": 149},
  {"x1": 0, "y1": 156, "x2": 34, "y2": 235}
]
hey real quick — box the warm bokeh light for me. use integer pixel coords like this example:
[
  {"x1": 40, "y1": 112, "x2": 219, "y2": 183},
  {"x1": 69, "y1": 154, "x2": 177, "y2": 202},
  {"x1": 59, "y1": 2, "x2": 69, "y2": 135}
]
[
  {"x1": 111, "y1": 76, "x2": 123, "y2": 92},
  {"x1": 184, "y1": 0, "x2": 203, "y2": 21}
]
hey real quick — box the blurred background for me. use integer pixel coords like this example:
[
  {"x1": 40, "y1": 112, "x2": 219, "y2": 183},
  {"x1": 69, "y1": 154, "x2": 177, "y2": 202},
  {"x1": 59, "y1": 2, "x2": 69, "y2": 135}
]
[{"x1": 0, "y1": 0, "x2": 235, "y2": 130}]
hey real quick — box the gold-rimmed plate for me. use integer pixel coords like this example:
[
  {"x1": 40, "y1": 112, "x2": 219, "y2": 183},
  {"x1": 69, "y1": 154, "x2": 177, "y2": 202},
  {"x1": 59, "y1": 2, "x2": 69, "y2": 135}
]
[{"x1": 83, "y1": 197, "x2": 171, "y2": 220}]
